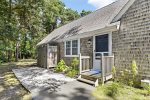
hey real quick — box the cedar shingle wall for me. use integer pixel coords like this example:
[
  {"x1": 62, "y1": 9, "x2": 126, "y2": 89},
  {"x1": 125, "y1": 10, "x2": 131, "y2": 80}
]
[
  {"x1": 59, "y1": 42, "x2": 74, "y2": 66},
  {"x1": 112, "y1": 0, "x2": 150, "y2": 78},
  {"x1": 59, "y1": 37, "x2": 93, "y2": 67},
  {"x1": 80, "y1": 37, "x2": 93, "y2": 68}
]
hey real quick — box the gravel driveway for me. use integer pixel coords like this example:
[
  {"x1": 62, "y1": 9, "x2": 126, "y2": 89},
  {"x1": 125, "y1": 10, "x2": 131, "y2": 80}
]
[
  {"x1": 12, "y1": 67, "x2": 75, "y2": 92},
  {"x1": 13, "y1": 67, "x2": 95, "y2": 100}
]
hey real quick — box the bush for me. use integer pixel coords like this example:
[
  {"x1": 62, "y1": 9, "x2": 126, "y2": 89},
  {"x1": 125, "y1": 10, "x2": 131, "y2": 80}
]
[
  {"x1": 66, "y1": 58, "x2": 79, "y2": 78},
  {"x1": 143, "y1": 85, "x2": 150, "y2": 95},
  {"x1": 131, "y1": 60, "x2": 138, "y2": 77},
  {"x1": 71, "y1": 58, "x2": 79, "y2": 70},
  {"x1": 104, "y1": 82, "x2": 120, "y2": 98},
  {"x1": 67, "y1": 69, "x2": 78, "y2": 78},
  {"x1": 112, "y1": 66, "x2": 116, "y2": 81},
  {"x1": 118, "y1": 60, "x2": 141, "y2": 87},
  {"x1": 55, "y1": 59, "x2": 69, "y2": 73}
]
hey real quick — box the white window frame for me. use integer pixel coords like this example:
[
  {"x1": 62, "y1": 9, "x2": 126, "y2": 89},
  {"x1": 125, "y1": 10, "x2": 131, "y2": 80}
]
[{"x1": 64, "y1": 39, "x2": 80, "y2": 57}]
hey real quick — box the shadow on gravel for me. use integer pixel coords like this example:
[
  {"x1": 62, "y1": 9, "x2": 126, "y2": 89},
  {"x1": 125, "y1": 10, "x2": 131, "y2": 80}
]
[{"x1": 33, "y1": 87, "x2": 92, "y2": 100}]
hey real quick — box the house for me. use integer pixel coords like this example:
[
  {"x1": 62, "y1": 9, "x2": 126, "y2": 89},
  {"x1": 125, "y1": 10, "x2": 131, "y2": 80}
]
[{"x1": 37, "y1": 0, "x2": 150, "y2": 83}]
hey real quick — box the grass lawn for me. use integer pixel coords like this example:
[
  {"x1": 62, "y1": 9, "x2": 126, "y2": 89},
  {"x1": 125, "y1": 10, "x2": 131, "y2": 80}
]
[
  {"x1": 93, "y1": 82, "x2": 150, "y2": 100},
  {"x1": 0, "y1": 59, "x2": 36, "y2": 100}
]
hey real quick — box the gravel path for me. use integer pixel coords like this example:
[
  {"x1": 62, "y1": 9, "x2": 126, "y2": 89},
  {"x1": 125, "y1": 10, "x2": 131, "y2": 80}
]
[{"x1": 12, "y1": 67, "x2": 75, "y2": 94}]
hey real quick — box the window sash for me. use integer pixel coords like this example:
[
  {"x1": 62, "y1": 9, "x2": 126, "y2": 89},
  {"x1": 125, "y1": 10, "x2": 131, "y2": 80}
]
[
  {"x1": 65, "y1": 41, "x2": 71, "y2": 55},
  {"x1": 65, "y1": 40, "x2": 78, "y2": 56}
]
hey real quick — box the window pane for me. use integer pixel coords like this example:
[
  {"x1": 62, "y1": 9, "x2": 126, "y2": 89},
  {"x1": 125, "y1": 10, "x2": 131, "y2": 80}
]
[
  {"x1": 72, "y1": 48, "x2": 78, "y2": 55},
  {"x1": 66, "y1": 41, "x2": 71, "y2": 55},
  {"x1": 66, "y1": 48, "x2": 71, "y2": 55},
  {"x1": 96, "y1": 34, "x2": 108, "y2": 52},
  {"x1": 66, "y1": 41, "x2": 71, "y2": 48},
  {"x1": 72, "y1": 40, "x2": 78, "y2": 55},
  {"x1": 72, "y1": 40, "x2": 78, "y2": 47}
]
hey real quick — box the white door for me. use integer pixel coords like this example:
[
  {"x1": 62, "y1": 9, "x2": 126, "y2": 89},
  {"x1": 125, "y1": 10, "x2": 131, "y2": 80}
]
[{"x1": 93, "y1": 34, "x2": 111, "y2": 70}]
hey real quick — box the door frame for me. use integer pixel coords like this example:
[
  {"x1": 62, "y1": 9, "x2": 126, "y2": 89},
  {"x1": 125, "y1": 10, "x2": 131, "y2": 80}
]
[{"x1": 93, "y1": 32, "x2": 112, "y2": 69}]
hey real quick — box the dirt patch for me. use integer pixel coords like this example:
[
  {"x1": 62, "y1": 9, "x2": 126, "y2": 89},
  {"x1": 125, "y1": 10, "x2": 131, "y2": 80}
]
[{"x1": 0, "y1": 59, "x2": 36, "y2": 100}]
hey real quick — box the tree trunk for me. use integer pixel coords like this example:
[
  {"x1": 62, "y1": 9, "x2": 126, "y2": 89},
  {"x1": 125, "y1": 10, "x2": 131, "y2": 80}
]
[
  {"x1": 15, "y1": 42, "x2": 19, "y2": 62},
  {"x1": 7, "y1": 50, "x2": 11, "y2": 62}
]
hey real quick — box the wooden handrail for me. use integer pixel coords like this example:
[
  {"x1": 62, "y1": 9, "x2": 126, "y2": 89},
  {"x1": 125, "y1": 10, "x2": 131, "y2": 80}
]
[
  {"x1": 81, "y1": 56, "x2": 90, "y2": 59},
  {"x1": 101, "y1": 55, "x2": 114, "y2": 84},
  {"x1": 79, "y1": 54, "x2": 90, "y2": 74}
]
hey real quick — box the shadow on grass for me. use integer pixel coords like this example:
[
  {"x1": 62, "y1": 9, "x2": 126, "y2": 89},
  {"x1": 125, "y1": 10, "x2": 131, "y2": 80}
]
[{"x1": 0, "y1": 59, "x2": 36, "y2": 100}]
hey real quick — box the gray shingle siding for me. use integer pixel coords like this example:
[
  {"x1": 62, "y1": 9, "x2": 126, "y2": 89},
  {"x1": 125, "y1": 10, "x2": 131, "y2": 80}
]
[{"x1": 112, "y1": 0, "x2": 150, "y2": 78}]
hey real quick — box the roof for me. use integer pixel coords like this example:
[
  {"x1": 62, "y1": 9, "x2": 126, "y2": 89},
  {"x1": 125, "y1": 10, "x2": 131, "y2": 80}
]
[{"x1": 37, "y1": 0, "x2": 130, "y2": 46}]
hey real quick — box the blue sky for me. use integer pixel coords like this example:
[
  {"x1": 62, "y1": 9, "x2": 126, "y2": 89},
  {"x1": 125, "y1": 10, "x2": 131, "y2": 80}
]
[{"x1": 62, "y1": 0, "x2": 116, "y2": 13}]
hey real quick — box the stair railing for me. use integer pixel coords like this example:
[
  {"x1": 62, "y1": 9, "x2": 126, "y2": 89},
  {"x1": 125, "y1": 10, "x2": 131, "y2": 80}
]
[
  {"x1": 101, "y1": 55, "x2": 114, "y2": 84},
  {"x1": 79, "y1": 53, "x2": 90, "y2": 74}
]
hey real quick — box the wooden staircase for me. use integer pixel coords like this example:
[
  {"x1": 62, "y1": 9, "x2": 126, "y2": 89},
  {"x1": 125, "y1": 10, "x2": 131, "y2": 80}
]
[
  {"x1": 77, "y1": 74, "x2": 99, "y2": 87},
  {"x1": 77, "y1": 54, "x2": 114, "y2": 87}
]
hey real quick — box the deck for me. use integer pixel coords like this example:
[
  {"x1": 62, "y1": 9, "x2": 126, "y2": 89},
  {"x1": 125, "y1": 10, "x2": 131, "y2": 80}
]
[{"x1": 77, "y1": 54, "x2": 114, "y2": 87}]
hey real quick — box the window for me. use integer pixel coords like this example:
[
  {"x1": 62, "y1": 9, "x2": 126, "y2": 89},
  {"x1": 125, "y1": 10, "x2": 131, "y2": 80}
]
[
  {"x1": 65, "y1": 40, "x2": 79, "y2": 56},
  {"x1": 96, "y1": 34, "x2": 108, "y2": 52},
  {"x1": 66, "y1": 41, "x2": 71, "y2": 55},
  {"x1": 72, "y1": 40, "x2": 78, "y2": 55}
]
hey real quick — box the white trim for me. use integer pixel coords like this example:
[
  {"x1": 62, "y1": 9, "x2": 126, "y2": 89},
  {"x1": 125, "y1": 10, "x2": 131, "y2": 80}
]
[
  {"x1": 64, "y1": 39, "x2": 80, "y2": 57},
  {"x1": 93, "y1": 35, "x2": 95, "y2": 68},
  {"x1": 65, "y1": 55, "x2": 79, "y2": 57},
  {"x1": 59, "y1": 25, "x2": 118, "y2": 42},
  {"x1": 93, "y1": 33, "x2": 112, "y2": 68},
  {"x1": 109, "y1": 32, "x2": 112, "y2": 55},
  {"x1": 71, "y1": 40, "x2": 72, "y2": 55},
  {"x1": 112, "y1": 0, "x2": 136, "y2": 23},
  {"x1": 78, "y1": 38, "x2": 80, "y2": 56},
  {"x1": 64, "y1": 41, "x2": 66, "y2": 57}
]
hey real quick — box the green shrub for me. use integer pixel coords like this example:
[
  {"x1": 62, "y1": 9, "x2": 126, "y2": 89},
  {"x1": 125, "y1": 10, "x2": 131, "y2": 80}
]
[
  {"x1": 104, "y1": 82, "x2": 120, "y2": 98},
  {"x1": 131, "y1": 60, "x2": 141, "y2": 87},
  {"x1": 55, "y1": 59, "x2": 69, "y2": 73},
  {"x1": 119, "y1": 69, "x2": 132, "y2": 86},
  {"x1": 66, "y1": 58, "x2": 79, "y2": 78},
  {"x1": 112, "y1": 66, "x2": 116, "y2": 81},
  {"x1": 67, "y1": 69, "x2": 78, "y2": 78},
  {"x1": 131, "y1": 60, "x2": 138, "y2": 77},
  {"x1": 118, "y1": 60, "x2": 141, "y2": 87},
  {"x1": 71, "y1": 58, "x2": 79, "y2": 70},
  {"x1": 143, "y1": 85, "x2": 150, "y2": 95}
]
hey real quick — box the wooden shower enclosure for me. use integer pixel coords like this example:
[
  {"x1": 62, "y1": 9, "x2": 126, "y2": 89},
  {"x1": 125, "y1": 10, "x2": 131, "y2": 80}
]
[{"x1": 37, "y1": 44, "x2": 58, "y2": 68}]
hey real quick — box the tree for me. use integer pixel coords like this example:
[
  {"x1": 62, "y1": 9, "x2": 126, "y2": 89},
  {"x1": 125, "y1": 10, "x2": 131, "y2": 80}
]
[
  {"x1": 60, "y1": 8, "x2": 80, "y2": 25},
  {"x1": 0, "y1": 0, "x2": 82, "y2": 62},
  {"x1": 80, "y1": 10, "x2": 92, "y2": 17}
]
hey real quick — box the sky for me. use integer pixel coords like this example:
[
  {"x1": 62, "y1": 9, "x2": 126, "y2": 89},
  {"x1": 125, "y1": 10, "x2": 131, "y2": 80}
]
[{"x1": 62, "y1": 0, "x2": 116, "y2": 13}]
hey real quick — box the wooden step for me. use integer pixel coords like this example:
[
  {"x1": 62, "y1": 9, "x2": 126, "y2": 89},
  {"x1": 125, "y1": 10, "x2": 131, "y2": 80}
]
[
  {"x1": 77, "y1": 75, "x2": 99, "y2": 87},
  {"x1": 77, "y1": 77, "x2": 95, "y2": 85}
]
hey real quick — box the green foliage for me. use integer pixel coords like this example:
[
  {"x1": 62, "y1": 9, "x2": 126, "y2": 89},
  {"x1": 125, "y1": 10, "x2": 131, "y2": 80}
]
[
  {"x1": 119, "y1": 69, "x2": 133, "y2": 86},
  {"x1": 93, "y1": 83, "x2": 150, "y2": 100},
  {"x1": 143, "y1": 85, "x2": 150, "y2": 95},
  {"x1": 55, "y1": 60, "x2": 68, "y2": 73},
  {"x1": 117, "y1": 60, "x2": 140, "y2": 87},
  {"x1": 112, "y1": 66, "x2": 116, "y2": 81},
  {"x1": 132, "y1": 60, "x2": 138, "y2": 77},
  {"x1": 0, "y1": 0, "x2": 93, "y2": 62},
  {"x1": 67, "y1": 69, "x2": 78, "y2": 78},
  {"x1": 71, "y1": 58, "x2": 79, "y2": 70},
  {"x1": 104, "y1": 82, "x2": 120, "y2": 98},
  {"x1": 66, "y1": 58, "x2": 79, "y2": 78},
  {"x1": 80, "y1": 10, "x2": 92, "y2": 17}
]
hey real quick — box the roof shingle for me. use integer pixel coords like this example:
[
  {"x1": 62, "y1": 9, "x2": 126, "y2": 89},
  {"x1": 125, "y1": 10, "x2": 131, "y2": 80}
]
[{"x1": 37, "y1": 0, "x2": 130, "y2": 46}]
